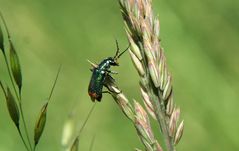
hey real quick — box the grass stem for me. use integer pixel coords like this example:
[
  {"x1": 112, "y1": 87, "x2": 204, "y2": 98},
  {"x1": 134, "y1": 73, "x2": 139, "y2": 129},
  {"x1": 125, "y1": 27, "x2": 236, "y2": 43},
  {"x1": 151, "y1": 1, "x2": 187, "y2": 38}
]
[{"x1": 0, "y1": 13, "x2": 33, "y2": 151}]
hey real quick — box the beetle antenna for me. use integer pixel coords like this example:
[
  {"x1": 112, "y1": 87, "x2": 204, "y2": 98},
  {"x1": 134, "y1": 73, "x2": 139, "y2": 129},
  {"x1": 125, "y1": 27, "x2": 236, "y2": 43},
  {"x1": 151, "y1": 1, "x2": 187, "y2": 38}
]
[
  {"x1": 117, "y1": 43, "x2": 130, "y2": 59},
  {"x1": 114, "y1": 39, "x2": 120, "y2": 59}
]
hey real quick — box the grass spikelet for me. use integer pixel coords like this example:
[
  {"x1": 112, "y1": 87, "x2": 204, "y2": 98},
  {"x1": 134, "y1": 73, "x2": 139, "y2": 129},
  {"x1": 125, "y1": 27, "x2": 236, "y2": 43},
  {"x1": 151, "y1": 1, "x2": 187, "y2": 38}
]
[
  {"x1": 134, "y1": 101, "x2": 154, "y2": 143},
  {"x1": 0, "y1": 82, "x2": 20, "y2": 128},
  {"x1": 104, "y1": 77, "x2": 135, "y2": 121},
  {"x1": 6, "y1": 87, "x2": 20, "y2": 128},
  {"x1": 129, "y1": 50, "x2": 145, "y2": 76},
  {"x1": 113, "y1": 92, "x2": 135, "y2": 121},
  {"x1": 34, "y1": 103, "x2": 48, "y2": 147},
  {"x1": 34, "y1": 66, "x2": 61, "y2": 149},
  {"x1": 140, "y1": 87, "x2": 156, "y2": 120},
  {"x1": 9, "y1": 41, "x2": 22, "y2": 92},
  {"x1": 0, "y1": 17, "x2": 4, "y2": 52},
  {"x1": 174, "y1": 120, "x2": 184, "y2": 145},
  {"x1": 69, "y1": 136, "x2": 79, "y2": 151}
]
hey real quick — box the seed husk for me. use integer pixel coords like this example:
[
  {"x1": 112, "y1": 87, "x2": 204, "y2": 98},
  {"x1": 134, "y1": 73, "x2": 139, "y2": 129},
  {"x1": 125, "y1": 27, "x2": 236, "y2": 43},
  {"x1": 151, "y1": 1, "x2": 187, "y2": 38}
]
[
  {"x1": 174, "y1": 120, "x2": 184, "y2": 145},
  {"x1": 0, "y1": 22, "x2": 4, "y2": 53},
  {"x1": 129, "y1": 50, "x2": 145, "y2": 76},
  {"x1": 34, "y1": 102, "x2": 48, "y2": 146},
  {"x1": 6, "y1": 87, "x2": 20, "y2": 128},
  {"x1": 70, "y1": 136, "x2": 79, "y2": 151},
  {"x1": 9, "y1": 41, "x2": 22, "y2": 92}
]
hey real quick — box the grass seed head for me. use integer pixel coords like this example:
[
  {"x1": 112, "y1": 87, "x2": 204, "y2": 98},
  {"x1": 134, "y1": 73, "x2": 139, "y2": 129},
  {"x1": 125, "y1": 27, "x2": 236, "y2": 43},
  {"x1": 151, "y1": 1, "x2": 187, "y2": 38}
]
[{"x1": 119, "y1": 0, "x2": 183, "y2": 149}]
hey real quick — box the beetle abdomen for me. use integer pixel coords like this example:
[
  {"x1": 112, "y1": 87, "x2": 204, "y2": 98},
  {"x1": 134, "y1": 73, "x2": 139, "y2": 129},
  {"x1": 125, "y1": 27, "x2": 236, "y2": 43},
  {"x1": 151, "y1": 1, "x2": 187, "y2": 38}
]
[{"x1": 88, "y1": 69, "x2": 105, "y2": 102}]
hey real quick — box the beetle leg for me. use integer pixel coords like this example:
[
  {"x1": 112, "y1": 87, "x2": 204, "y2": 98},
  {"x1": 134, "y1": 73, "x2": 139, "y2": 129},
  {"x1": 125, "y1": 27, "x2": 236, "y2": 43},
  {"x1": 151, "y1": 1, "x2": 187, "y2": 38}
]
[
  {"x1": 108, "y1": 88, "x2": 122, "y2": 94},
  {"x1": 102, "y1": 91, "x2": 111, "y2": 94},
  {"x1": 104, "y1": 74, "x2": 115, "y2": 84},
  {"x1": 103, "y1": 74, "x2": 121, "y2": 94},
  {"x1": 103, "y1": 79, "x2": 122, "y2": 95},
  {"x1": 107, "y1": 70, "x2": 118, "y2": 74},
  {"x1": 102, "y1": 89, "x2": 121, "y2": 95}
]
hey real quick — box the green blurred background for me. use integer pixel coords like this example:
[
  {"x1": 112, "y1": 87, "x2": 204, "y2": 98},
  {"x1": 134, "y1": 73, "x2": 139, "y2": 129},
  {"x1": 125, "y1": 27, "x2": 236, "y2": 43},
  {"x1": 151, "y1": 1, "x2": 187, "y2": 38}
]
[{"x1": 0, "y1": 0, "x2": 239, "y2": 150}]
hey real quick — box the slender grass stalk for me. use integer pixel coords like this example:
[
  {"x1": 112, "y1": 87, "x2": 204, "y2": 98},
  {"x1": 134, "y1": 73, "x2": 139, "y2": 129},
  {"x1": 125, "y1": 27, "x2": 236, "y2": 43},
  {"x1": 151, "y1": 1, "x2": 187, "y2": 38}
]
[
  {"x1": 89, "y1": 134, "x2": 96, "y2": 151},
  {"x1": 19, "y1": 95, "x2": 33, "y2": 151},
  {"x1": 66, "y1": 103, "x2": 96, "y2": 151},
  {"x1": 77, "y1": 103, "x2": 96, "y2": 136},
  {"x1": 17, "y1": 127, "x2": 31, "y2": 151},
  {"x1": 0, "y1": 11, "x2": 33, "y2": 151},
  {"x1": 47, "y1": 65, "x2": 62, "y2": 102}
]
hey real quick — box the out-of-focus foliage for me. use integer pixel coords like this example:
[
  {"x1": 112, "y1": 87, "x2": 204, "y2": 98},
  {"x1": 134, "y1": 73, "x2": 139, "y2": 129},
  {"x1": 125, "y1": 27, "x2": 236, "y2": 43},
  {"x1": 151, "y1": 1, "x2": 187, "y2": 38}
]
[{"x1": 0, "y1": 0, "x2": 238, "y2": 150}]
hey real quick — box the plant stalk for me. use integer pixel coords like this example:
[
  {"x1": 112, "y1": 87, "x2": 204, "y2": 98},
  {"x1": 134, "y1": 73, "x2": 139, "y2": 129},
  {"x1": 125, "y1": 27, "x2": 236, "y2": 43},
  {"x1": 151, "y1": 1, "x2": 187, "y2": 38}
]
[{"x1": 0, "y1": 13, "x2": 33, "y2": 151}]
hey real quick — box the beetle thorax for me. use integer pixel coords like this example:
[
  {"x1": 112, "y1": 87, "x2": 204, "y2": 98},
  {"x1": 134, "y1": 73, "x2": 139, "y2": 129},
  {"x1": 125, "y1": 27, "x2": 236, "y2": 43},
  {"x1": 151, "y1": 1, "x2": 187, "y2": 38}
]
[{"x1": 98, "y1": 58, "x2": 114, "y2": 71}]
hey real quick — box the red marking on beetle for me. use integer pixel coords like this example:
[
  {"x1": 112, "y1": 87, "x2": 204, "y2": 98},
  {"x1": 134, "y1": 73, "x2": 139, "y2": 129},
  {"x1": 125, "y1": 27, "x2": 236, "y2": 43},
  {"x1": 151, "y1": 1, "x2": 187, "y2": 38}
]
[{"x1": 88, "y1": 92, "x2": 98, "y2": 102}]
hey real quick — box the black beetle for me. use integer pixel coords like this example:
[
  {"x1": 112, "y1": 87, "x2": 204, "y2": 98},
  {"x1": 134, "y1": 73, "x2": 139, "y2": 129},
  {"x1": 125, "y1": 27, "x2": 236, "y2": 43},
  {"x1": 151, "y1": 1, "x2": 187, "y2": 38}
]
[{"x1": 88, "y1": 40, "x2": 129, "y2": 102}]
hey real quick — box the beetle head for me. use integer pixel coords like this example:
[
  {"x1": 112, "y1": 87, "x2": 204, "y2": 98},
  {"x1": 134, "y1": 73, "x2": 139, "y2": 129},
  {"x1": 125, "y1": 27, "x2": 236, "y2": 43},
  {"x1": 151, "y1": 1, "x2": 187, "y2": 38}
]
[{"x1": 107, "y1": 57, "x2": 119, "y2": 66}]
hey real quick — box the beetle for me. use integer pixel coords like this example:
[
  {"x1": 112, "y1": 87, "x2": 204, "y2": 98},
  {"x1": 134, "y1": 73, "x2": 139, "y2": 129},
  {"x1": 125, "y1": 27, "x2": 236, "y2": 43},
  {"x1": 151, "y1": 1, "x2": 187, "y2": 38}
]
[{"x1": 88, "y1": 40, "x2": 129, "y2": 102}]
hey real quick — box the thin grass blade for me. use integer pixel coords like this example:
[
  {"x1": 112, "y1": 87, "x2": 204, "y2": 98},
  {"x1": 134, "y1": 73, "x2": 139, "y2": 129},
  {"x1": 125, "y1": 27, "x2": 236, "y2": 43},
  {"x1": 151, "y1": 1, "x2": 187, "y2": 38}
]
[{"x1": 48, "y1": 65, "x2": 61, "y2": 102}]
